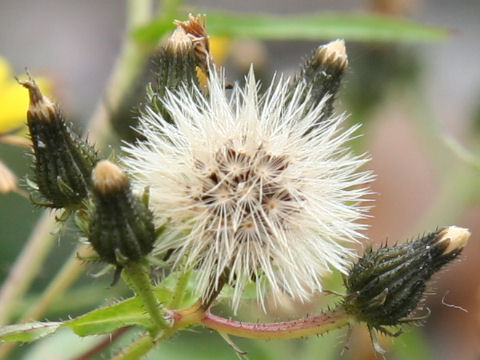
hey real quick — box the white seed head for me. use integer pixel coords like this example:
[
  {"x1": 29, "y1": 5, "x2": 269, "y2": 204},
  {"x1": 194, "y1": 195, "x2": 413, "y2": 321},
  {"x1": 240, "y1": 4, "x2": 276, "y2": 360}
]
[{"x1": 122, "y1": 67, "x2": 373, "y2": 312}]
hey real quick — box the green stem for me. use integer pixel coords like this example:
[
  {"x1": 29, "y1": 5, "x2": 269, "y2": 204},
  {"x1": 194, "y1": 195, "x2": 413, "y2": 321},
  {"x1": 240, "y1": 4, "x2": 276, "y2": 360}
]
[
  {"x1": 168, "y1": 268, "x2": 192, "y2": 309},
  {"x1": 122, "y1": 261, "x2": 170, "y2": 331},
  {"x1": 110, "y1": 333, "x2": 155, "y2": 360}
]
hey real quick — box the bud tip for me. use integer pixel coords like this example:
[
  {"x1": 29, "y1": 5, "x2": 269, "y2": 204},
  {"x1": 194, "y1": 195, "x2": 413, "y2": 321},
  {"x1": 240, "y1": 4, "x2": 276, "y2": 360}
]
[
  {"x1": 167, "y1": 26, "x2": 192, "y2": 51},
  {"x1": 317, "y1": 39, "x2": 348, "y2": 70},
  {"x1": 92, "y1": 160, "x2": 128, "y2": 194},
  {"x1": 16, "y1": 75, "x2": 56, "y2": 121},
  {"x1": 437, "y1": 226, "x2": 470, "y2": 255}
]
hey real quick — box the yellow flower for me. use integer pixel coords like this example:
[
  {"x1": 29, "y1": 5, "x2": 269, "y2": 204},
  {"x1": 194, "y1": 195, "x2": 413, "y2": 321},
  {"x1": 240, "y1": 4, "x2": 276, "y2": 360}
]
[
  {"x1": 196, "y1": 36, "x2": 231, "y2": 86},
  {"x1": 0, "y1": 56, "x2": 51, "y2": 135},
  {"x1": 0, "y1": 56, "x2": 51, "y2": 196}
]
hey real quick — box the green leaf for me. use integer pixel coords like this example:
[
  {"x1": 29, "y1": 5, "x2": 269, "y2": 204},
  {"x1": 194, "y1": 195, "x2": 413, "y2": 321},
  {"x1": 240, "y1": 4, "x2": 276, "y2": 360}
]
[
  {"x1": 132, "y1": 18, "x2": 175, "y2": 44},
  {"x1": 63, "y1": 298, "x2": 151, "y2": 336},
  {"x1": 64, "y1": 286, "x2": 172, "y2": 336},
  {"x1": 0, "y1": 322, "x2": 61, "y2": 342},
  {"x1": 134, "y1": 11, "x2": 449, "y2": 44}
]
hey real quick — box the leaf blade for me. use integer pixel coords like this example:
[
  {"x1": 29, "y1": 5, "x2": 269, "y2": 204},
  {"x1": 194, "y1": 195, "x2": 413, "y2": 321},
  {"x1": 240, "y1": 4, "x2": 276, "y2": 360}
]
[
  {"x1": 134, "y1": 11, "x2": 449, "y2": 44},
  {"x1": 0, "y1": 322, "x2": 61, "y2": 342}
]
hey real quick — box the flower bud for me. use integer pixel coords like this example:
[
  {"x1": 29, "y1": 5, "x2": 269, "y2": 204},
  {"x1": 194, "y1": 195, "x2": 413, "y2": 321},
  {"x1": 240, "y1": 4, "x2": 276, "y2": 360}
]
[
  {"x1": 148, "y1": 15, "x2": 208, "y2": 123},
  {"x1": 111, "y1": 15, "x2": 209, "y2": 142},
  {"x1": 18, "y1": 76, "x2": 97, "y2": 208},
  {"x1": 343, "y1": 226, "x2": 470, "y2": 331},
  {"x1": 88, "y1": 160, "x2": 155, "y2": 265},
  {"x1": 291, "y1": 39, "x2": 348, "y2": 121}
]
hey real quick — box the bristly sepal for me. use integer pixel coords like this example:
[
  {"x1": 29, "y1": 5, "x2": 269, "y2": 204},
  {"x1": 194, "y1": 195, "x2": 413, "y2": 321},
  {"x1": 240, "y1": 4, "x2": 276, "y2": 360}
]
[
  {"x1": 343, "y1": 226, "x2": 470, "y2": 332},
  {"x1": 88, "y1": 160, "x2": 155, "y2": 266},
  {"x1": 18, "y1": 75, "x2": 97, "y2": 208}
]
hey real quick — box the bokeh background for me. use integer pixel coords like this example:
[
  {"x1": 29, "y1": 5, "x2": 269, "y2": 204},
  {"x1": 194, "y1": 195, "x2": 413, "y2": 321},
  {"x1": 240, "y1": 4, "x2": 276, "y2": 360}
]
[{"x1": 0, "y1": 0, "x2": 479, "y2": 359}]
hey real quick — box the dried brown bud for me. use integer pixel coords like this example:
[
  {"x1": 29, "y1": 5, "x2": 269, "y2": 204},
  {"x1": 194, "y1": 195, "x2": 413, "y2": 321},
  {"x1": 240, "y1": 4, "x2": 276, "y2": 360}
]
[{"x1": 173, "y1": 13, "x2": 211, "y2": 72}]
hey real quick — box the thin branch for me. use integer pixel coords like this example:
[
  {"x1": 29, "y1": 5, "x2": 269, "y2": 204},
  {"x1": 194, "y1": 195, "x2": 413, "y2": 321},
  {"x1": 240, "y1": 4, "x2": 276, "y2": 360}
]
[
  {"x1": 0, "y1": 212, "x2": 58, "y2": 325},
  {"x1": 72, "y1": 327, "x2": 130, "y2": 360}
]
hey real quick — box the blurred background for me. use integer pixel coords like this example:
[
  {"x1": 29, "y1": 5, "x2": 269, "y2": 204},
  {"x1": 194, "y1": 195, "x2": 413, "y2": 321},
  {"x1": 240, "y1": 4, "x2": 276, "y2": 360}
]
[{"x1": 0, "y1": 0, "x2": 479, "y2": 359}]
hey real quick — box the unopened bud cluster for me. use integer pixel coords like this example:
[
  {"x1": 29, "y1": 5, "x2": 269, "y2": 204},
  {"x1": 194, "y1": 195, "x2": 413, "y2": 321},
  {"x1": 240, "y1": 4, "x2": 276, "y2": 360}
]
[
  {"x1": 19, "y1": 77, "x2": 155, "y2": 267},
  {"x1": 343, "y1": 226, "x2": 470, "y2": 331}
]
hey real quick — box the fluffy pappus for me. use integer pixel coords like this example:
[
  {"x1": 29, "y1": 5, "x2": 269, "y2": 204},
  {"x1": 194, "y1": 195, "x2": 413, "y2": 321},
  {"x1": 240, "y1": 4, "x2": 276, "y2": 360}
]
[{"x1": 122, "y1": 67, "x2": 373, "y2": 312}]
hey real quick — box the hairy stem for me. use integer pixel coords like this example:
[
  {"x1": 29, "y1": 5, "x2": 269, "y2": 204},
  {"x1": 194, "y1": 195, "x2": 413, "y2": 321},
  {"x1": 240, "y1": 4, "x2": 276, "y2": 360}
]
[
  {"x1": 122, "y1": 261, "x2": 170, "y2": 331},
  {"x1": 172, "y1": 302, "x2": 352, "y2": 340},
  {"x1": 109, "y1": 333, "x2": 155, "y2": 360},
  {"x1": 200, "y1": 308, "x2": 352, "y2": 340},
  {"x1": 168, "y1": 268, "x2": 192, "y2": 309},
  {"x1": 107, "y1": 302, "x2": 352, "y2": 359}
]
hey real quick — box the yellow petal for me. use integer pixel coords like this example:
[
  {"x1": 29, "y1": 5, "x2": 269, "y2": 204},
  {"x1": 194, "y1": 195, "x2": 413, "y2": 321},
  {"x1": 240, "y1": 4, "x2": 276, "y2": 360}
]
[
  {"x1": 0, "y1": 56, "x2": 52, "y2": 135},
  {"x1": 209, "y1": 36, "x2": 231, "y2": 66},
  {"x1": 196, "y1": 36, "x2": 232, "y2": 88}
]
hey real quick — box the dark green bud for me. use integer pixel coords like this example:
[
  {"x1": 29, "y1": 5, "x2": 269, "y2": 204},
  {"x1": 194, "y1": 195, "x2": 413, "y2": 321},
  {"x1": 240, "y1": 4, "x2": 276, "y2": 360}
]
[
  {"x1": 344, "y1": 226, "x2": 469, "y2": 331},
  {"x1": 291, "y1": 39, "x2": 348, "y2": 122},
  {"x1": 88, "y1": 160, "x2": 155, "y2": 265},
  {"x1": 18, "y1": 76, "x2": 97, "y2": 208}
]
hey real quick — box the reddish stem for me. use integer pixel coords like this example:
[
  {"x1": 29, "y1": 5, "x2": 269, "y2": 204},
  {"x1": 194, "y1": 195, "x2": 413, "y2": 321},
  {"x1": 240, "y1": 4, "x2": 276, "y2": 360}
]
[{"x1": 199, "y1": 307, "x2": 351, "y2": 340}]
